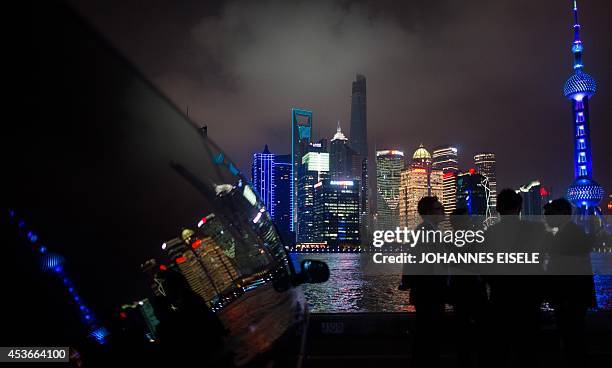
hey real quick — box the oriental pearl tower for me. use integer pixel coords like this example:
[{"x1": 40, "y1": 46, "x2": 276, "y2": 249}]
[{"x1": 563, "y1": 0, "x2": 605, "y2": 216}]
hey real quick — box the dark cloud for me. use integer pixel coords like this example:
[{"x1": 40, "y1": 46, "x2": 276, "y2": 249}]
[{"x1": 71, "y1": 0, "x2": 611, "y2": 195}]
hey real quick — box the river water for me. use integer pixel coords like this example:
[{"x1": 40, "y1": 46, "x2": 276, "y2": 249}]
[{"x1": 291, "y1": 253, "x2": 612, "y2": 313}]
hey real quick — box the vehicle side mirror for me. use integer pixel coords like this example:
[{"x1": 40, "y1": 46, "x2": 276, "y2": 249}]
[{"x1": 296, "y1": 260, "x2": 329, "y2": 284}]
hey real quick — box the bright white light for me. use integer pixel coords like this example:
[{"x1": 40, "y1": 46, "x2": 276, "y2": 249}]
[
  {"x1": 161, "y1": 243, "x2": 167, "y2": 250},
  {"x1": 330, "y1": 180, "x2": 354, "y2": 186},
  {"x1": 253, "y1": 212, "x2": 263, "y2": 223},
  {"x1": 197, "y1": 219, "x2": 205, "y2": 228}
]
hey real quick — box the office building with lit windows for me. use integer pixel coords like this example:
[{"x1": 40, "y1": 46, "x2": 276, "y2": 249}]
[
  {"x1": 297, "y1": 151, "x2": 330, "y2": 243},
  {"x1": 314, "y1": 179, "x2": 360, "y2": 247},
  {"x1": 562, "y1": 1, "x2": 604, "y2": 214},
  {"x1": 433, "y1": 145, "x2": 459, "y2": 215},
  {"x1": 474, "y1": 153, "x2": 497, "y2": 216},
  {"x1": 330, "y1": 122, "x2": 355, "y2": 180},
  {"x1": 376, "y1": 149, "x2": 404, "y2": 230},
  {"x1": 399, "y1": 145, "x2": 443, "y2": 229}
]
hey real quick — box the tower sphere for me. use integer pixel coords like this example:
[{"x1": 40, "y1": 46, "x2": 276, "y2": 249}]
[{"x1": 563, "y1": 71, "x2": 597, "y2": 99}]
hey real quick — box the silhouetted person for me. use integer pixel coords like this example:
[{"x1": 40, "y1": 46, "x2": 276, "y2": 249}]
[
  {"x1": 483, "y1": 189, "x2": 547, "y2": 368},
  {"x1": 543, "y1": 198, "x2": 595, "y2": 368},
  {"x1": 449, "y1": 208, "x2": 487, "y2": 368},
  {"x1": 155, "y1": 269, "x2": 229, "y2": 366},
  {"x1": 400, "y1": 196, "x2": 447, "y2": 368}
]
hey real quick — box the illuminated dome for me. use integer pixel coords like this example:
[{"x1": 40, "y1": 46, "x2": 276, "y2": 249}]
[
  {"x1": 181, "y1": 228, "x2": 195, "y2": 242},
  {"x1": 412, "y1": 144, "x2": 431, "y2": 160},
  {"x1": 566, "y1": 178, "x2": 604, "y2": 207},
  {"x1": 563, "y1": 71, "x2": 597, "y2": 99}
]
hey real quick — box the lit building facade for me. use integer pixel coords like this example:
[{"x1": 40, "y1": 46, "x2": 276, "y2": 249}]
[
  {"x1": 456, "y1": 171, "x2": 490, "y2": 217},
  {"x1": 314, "y1": 179, "x2": 361, "y2": 247},
  {"x1": 329, "y1": 122, "x2": 355, "y2": 180},
  {"x1": 376, "y1": 150, "x2": 404, "y2": 230},
  {"x1": 433, "y1": 145, "x2": 459, "y2": 215},
  {"x1": 399, "y1": 145, "x2": 443, "y2": 229},
  {"x1": 272, "y1": 154, "x2": 292, "y2": 238},
  {"x1": 474, "y1": 153, "x2": 497, "y2": 216},
  {"x1": 252, "y1": 145, "x2": 274, "y2": 214},
  {"x1": 291, "y1": 108, "x2": 313, "y2": 234},
  {"x1": 252, "y1": 147, "x2": 292, "y2": 238},
  {"x1": 562, "y1": 1, "x2": 604, "y2": 214},
  {"x1": 297, "y1": 151, "x2": 330, "y2": 243}
]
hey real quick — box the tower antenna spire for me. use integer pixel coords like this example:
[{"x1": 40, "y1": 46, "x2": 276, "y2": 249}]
[{"x1": 571, "y1": 0, "x2": 584, "y2": 70}]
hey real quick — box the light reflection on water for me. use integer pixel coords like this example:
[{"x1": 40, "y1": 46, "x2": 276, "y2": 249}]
[{"x1": 292, "y1": 253, "x2": 612, "y2": 313}]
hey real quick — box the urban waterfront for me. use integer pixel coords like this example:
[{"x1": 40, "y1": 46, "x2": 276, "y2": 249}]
[{"x1": 293, "y1": 253, "x2": 612, "y2": 313}]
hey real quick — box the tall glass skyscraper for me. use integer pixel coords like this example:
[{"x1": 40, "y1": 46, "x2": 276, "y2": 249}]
[
  {"x1": 252, "y1": 145, "x2": 274, "y2": 211},
  {"x1": 314, "y1": 179, "x2": 361, "y2": 247},
  {"x1": 474, "y1": 153, "x2": 497, "y2": 216},
  {"x1": 272, "y1": 155, "x2": 292, "y2": 238},
  {"x1": 297, "y1": 151, "x2": 330, "y2": 243},
  {"x1": 329, "y1": 122, "x2": 355, "y2": 180},
  {"x1": 376, "y1": 150, "x2": 404, "y2": 230},
  {"x1": 349, "y1": 74, "x2": 369, "y2": 238},
  {"x1": 433, "y1": 145, "x2": 459, "y2": 215},
  {"x1": 563, "y1": 1, "x2": 604, "y2": 214},
  {"x1": 252, "y1": 146, "x2": 292, "y2": 238},
  {"x1": 291, "y1": 108, "x2": 313, "y2": 234}
]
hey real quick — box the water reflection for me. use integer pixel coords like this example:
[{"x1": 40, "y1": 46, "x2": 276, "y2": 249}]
[{"x1": 293, "y1": 253, "x2": 612, "y2": 313}]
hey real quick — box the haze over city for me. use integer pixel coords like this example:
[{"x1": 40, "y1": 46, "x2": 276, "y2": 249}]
[{"x1": 71, "y1": 0, "x2": 612, "y2": 193}]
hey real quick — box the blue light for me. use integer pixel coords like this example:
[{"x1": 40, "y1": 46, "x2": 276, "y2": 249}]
[
  {"x1": 18, "y1": 220, "x2": 25, "y2": 228},
  {"x1": 53, "y1": 265, "x2": 63, "y2": 273},
  {"x1": 74, "y1": 296, "x2": 80, "y2": 302},
  {"x1": 27, "y1": 231, "x2": 38, "y2": 243},
  {"x1": 68, "y1": 287, "x2": 74, "y2": 293},
  {"x1": 85, "y1": 314, "x2": 91, "y2": 320},
  {"x1": 8, "y1": 209, "x2": 15, "y2": 218},
  {"x1": 89, "y1": 327, "x2": 110, "y2": 345},
  {"x1": 39, "y1": 246, "x2": 47, "y2": 254}
]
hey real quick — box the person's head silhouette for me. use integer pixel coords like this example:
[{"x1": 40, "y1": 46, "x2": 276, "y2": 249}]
[
  {"x1": 418, "y1": 196, "x2": 445, "y2": 225},
  {"x1": 543, "y1": 198, "x2": 573, "y2": 228},
  {"x1": 496, "y1": 188, "x2": 522, "y2": 216}
]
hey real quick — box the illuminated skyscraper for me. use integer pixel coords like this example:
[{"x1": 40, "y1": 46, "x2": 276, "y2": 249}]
[
  {"x1": 376, "y1": 149, "x2": 404, "y2": 230},
  {"x1": 433, "y1": 145, "x2": 459, "y2": 215},
  {"x1": 330, "y1": 121, "x2": 355, "y2": 180},
  {"x1": 272, "y1": 155, "x2": 292, "y2": 238},
  {"x1": 314, "y1": 179, "x2": 360, "y2": 247},
  {"x1": 456, "y1": 171, "x2": 490, "y2": 217},
  {"x1": 432, "y1": 145, "x2": 459, "y2": 174},
  {"x1": 399, "y1": 145, "x2": 443, "y2": 228},
  {"x1": 297, "y1": 151, "x2": 330, "y2": 243},
  {"x1": 251, "y1": 146, "x2": 292, "y2": 238},
  {"x1": 562, "y1": 1, "x2": 604, "y2": 214},
  {"x1": 474, "y1": 153, "x2": 497, "y2": 216},
  {"x1": 252, "y1": 145, "x2": 274, "y2": 212},
  {"x1": 291, "y1": 108, "x2": 313, "y2": 234}
]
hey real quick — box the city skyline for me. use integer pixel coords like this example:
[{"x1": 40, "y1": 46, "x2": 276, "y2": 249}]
[{"x1": 71, "y1": 0, "x2": 612, "y2": 194}]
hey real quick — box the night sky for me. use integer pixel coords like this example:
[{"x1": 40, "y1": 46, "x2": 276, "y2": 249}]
[{"x1": 70, "y1": 0, "x2": 611, "y2": 195}]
